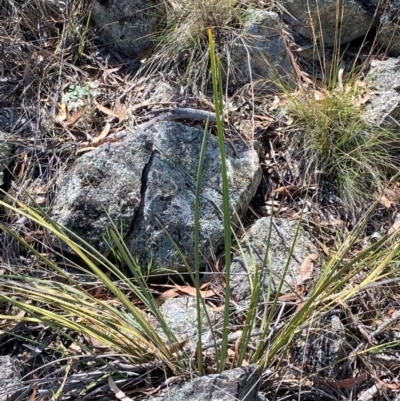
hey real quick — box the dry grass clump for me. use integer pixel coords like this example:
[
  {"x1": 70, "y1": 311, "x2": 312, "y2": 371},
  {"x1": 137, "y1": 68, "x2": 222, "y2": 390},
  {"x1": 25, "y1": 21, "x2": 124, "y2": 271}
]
[
  {"x1": 146, "y1": 0, "x2": 251, "y2": 90},
  {"x1": 285, "y1": 81, "x2": 400, "y2": 213}
]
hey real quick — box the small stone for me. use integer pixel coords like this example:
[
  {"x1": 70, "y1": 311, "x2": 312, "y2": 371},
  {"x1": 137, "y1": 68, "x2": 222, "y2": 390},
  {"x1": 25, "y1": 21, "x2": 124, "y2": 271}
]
[
  {"x1": 231, "y1": 217, "x2": 319, "y2": 301},
  {"x1": 148, "y1": 364, "x2": 261, "y2": 401},
  {"x1": 0, "y1": 356, "x2": 23, "y2": 401}
]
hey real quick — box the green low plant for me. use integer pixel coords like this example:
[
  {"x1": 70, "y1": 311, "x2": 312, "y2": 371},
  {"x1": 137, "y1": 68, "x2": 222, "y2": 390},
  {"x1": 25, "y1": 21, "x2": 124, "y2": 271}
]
[
  {"x1": 1, "y1": 178, "x2": 399, "y2": 389},
  {"x1": 63, "y1": 82, "x2": 100, "y2": 110}
]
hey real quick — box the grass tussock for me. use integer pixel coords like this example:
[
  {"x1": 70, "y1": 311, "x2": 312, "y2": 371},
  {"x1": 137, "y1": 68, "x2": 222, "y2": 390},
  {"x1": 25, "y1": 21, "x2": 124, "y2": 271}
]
[
  {"x1": 147, "y1": 0, "x2": 250, "y2": 90},
  {"x1": 285, "y1": 81, "x2": 400, "y2": 212},
  {"x1": 0, "y1": 199, "x2": 189, "y2": 371}
]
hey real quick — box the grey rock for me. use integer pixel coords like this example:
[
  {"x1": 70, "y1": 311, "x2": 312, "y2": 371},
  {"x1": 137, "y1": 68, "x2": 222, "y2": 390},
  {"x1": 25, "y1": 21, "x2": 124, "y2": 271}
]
[
  {"x1": 283, "y1": 0, "x2": 400, "y2": 55},
  {"x1": 149, "y1": 364, "x2": 261, "y2": 401},
  {"x1": 90, "y1": 0, "x2": 158, "y2": 57},
  {"x1": 147, "y1": 82, "x2": 176, "y2": 103},
  {"x1": 0, "y1": 108, "x2": 17, "y2": 187},
  {"x1": 157, "y1": 296, "x2": 213, "y2": 355},
  {"x1": 51, "y1": 122, "x2": 262, "y2": 273},
  {"x1": 228, "y1": 10, "x2": 295, "y2": 90},
  {"x1": 0, "y1": 108, "x2": 18, "y2": 130},
  {"x1": 364, "y1": 58, "x2": 400, "y2": 128},
  {"x1": 51, "y1": 130, "x2": 150, "y2": 254},
  {"x1": 282, "y1": 0, "x2": 376, "y2": 45},
  {"x1": 377, "y1": 0, "x2": 400, "y2": 56},
  {"x1": 125, "y1": 123, "x2": 261, "y2": 272},
  {"x1": 0, "y1": 356, "x2": 22, "y2": 401},
  {"x1": 293, "y1": 312, "x2": 347, "y2": 377},
  {"x1": 231, "y1": 217, "x2": 318, "y2": 301}
]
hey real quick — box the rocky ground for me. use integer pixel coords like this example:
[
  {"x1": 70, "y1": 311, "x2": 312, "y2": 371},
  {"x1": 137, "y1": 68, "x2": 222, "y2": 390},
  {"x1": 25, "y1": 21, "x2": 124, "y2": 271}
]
[{"x1": 1, "y1": 0, "x2": 400, "y2": 400}]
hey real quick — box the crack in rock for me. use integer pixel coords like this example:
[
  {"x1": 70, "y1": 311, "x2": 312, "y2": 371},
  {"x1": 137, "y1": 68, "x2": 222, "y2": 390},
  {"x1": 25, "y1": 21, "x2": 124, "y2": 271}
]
[
  {"x1": 51, "y1": 121, "x2": 262, "y2": 272},
  {"x1": 125, "y1": 149, "x2": 157, "y2": 240}
]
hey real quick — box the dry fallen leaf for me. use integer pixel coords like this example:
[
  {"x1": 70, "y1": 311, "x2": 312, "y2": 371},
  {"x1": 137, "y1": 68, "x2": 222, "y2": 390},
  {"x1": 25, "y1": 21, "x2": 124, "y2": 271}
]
[
  {"x1": 212, "y1": 304, "x2": 226, "y2": 312},
  {"x1": 27, "y1": 386, "x2": 38, "y2": 401},
  {"x1": 233, "y1": 330, "x2": 243, "y2": 360},
  {"x1": 55, "y1": 100, "x2": 68, "y2": 122},
  {"x1": 176, "y1": 285, "x2": 218, "y2": 298},
  {"x1": 95, "y1": 122, "x2": 111, "y2": 141},
  {"x1": 169, "y1": 338, "x2": 189, "y2": 355},
  {"x1": 278, "y1": 293, "x2": 300, "y2": 302},
  {"x1": 298, "y1": 253, "x2": 318, "y2": 284},
  {"x1": 156, "y1": 288, "x2": 178, "y2": 306},
  {"x1": 102, "y1": 66, "x2": 121, "y2": 83},
  {"x1": 94, "y1": 98, "x2": 119, "y2": 118},
  {"x1": 387, "y1": 219, "x2": 400, "y2": 236},
  {"x1": 373, "y1": 376, "x2": 400, "y2": 389},
  {"x1": 109, "y1": 376, "x2": 134, "y2": 401},
  {"x1": 65, "y1": 110, "x2": 82, "y2": 127},
  {"x1": 374, "y1": 191, "x2": 393, "y2": 208},
  {"x1": 76, "y1": 146, "x2": 96, "y2": 155},
  {"x1": 354, "y1": 93, "x2": 371, "y2": 107},
  {"x1": 156, "y1": 285, "x2": 219, "y2": 306},
  {"x1": 14, "y1": 151, "x2": 28, "y2": 179},
  {"x1": 115, "y1": 99, "x2": 126, "y2": 122},
  {"x1": 23, "y1": 230, "x2": 45, "y2": 244},
  {"x1": 317, "y1": 373, "x2": 367, "y2": 390},
  {"x1": 275, "y1": 185, "x2": 293, "y2": 197}
]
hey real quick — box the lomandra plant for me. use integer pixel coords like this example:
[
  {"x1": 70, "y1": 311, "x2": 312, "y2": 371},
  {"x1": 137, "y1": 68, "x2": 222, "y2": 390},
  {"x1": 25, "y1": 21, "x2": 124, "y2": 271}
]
[
  {"x1": 159, "y1": 29, "x2": 241, "y2": 374},
  {"x1": 258, "y1": 194, "x2": 400, "y2": 373},
  {"x1": 0, "y1": 199, "x2": 189, "y2": 373},
  {"x1": 208, "y1": 27, "x2": 233, "y2": 372}
]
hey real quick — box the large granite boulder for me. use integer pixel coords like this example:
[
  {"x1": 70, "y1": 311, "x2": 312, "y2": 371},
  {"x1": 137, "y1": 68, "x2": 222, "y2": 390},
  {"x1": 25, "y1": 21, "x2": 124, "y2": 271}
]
[
  {"x1": 281, "y1": 0, "x2": 377, "y2": 45},
  {"x1": 90, "y1": 0, "x2": 158, "y2": 57},
  {"x1": 364, "y1": 57, "x2": 400, "y2": 128},
  {"x1": 228, "y1": 10, "x2": 295, "y2": 90},
  {"x1": 51, "y1": 121, "x2": 261, "y2": 273},
  {"x1": 282, "y1": 0, "x2": 400, "y2": 56},
  {"x1": 377, "y1": 0, "x2": 400, "y2": 56}
]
